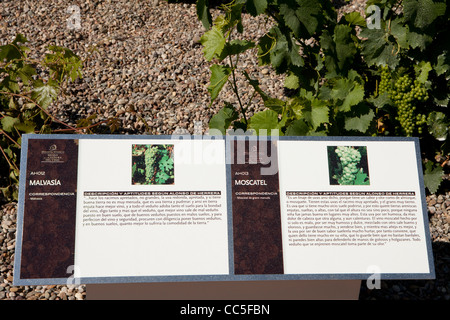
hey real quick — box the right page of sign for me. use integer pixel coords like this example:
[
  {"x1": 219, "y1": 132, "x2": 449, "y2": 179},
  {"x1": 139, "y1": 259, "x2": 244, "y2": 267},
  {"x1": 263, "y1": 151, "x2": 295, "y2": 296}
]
[{"x1": 277, "y1": 140, "x2": 431, "y2": 276}]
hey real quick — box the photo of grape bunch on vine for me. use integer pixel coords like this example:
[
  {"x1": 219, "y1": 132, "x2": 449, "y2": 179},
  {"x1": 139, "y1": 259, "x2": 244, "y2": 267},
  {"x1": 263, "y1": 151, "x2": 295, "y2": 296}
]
[
  {"x1": 328, "y1": 146, "x2": 370, "y2": 186},
  {"x1": 132, "y1": 144, "x2": 174, "y2": 185}
]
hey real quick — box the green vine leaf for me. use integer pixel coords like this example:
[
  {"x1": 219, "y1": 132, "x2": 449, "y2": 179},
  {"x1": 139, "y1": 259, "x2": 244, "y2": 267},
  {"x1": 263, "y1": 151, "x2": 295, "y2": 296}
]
[
  {"x1": 390, "y1": 19, "x2": 409, "y2": 49},
  {"x1": 248, "y1": 109, "x2": 279, "y2": 134},
  {"x1": 0, "y1": 34, "x2": 29, "y2": 61},
  {"x1": 343, "y1": 12, "x2": 366, "y2": 27},
  {"x1": 279, "y1": 0, "x2": 321, "y2": 38},
  {"x1": 268, "y1": 27, "x2": 290, "y2": 72},
  {"x1": 208, "y1": 64, "x2": 231, "y2": 105},
  {"x1": 220, "y1": 40, "x2": 255, "y2": 60},
  {"x1": 284, "y1": 73, "x2": 300, "y2": 89},
  {"x1": 369, "y1": 92, "x2": 391, "y2": 109},
  {"x1": 406, "y1": 30, "x2": 433, "y2": 50},
  {"x1": 243, "y1": 70, "x2": 270, "y2": 101},
  {"x1": 302, "y1": 98, "x2": 329, "y2": 130},
  {"x1": 45, "y1": 46, "x2": 83, "y2": 82},
  {"x1": 287, "y1": 97, "x2": 303, "y2": 119},
  {"x1": 156, "y1": 171, "x2": 170, "y2": 184},
  {"x1": 14, "y1": 120, "x2": 36, "y2": 133},
  {"x1": 435, "y1": 53, "x2": 449, "y2": 76},
  {"x1": 329, "y1": 78, "x2": 365, "y2": 112},
  {"x1": 209, "y1": 103, "x2": 238, "y2": 135},
  {"x1": 31, "y1": 79, "x2": 59, "y2": 109},
  {"x1": 200, "y1": 26, "x2": 226, "y2": 61},
  {"x1": 344, "y1": 106, "x2": 375, "y2": 133},
  {"x1": 360, "y1": 26, "x2": 400, "y2": 68},
  {"x1": 264, "y1": 98, "x2": 286, "y2": 114},
  {"x1": 0, "y1": 76, "x2": 20, "y2": 93},
  {"x1": 159, "y1": 155, "x2": 174, "y2": 172},
  {"x1": 332, "y1": 25, "x2": 357, "y2": 73},
  {"x1": 354, "y1": 170, "x2": 370, "y2": 185},
  {"x1": 427, "y1": 111, "x2": 449, "y2": 141},
  {"x1": 320, "y1": 25, "x2": 357, "y2": 78},
  {"x1": 196, "y1": 0, "x2": 212, "y2": 30},
  {"x1": 16, "y1": 63, "x2": 37, "y2": 85},
  {"x1": 404, "y1": 0, "x2": 446, "y2": 29},
  {"x1": 1, "y1": 116, "x2": 19, "y2": 133},
  {"x1": 11, "y1": 34, "x2": 29, "y2": 47},
  {"x1": 285, "y1": 119, "x2": 310, "y2": 136},
  {"x1": 423, "y1": 161, "x2": 443, "y2": 194},
  {"x1": 246, "y1": 0, "x2": 268, "y2": 16},
  {"x1": 263, "y1": 26, "x2": 304, "y2": 74},
  {"x1": 414, "y1": 61, "x2": 432, "y2": 84},
  {"x1": 257, "y1": 33, "x2": 273, "y2": 66},
  {"x1": 341, "y1": 85, "x2": 365, "y2": 112}
]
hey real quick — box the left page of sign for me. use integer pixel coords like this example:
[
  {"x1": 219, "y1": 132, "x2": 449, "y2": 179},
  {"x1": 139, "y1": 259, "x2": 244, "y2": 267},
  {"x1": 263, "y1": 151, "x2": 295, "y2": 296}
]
[{"x1": 74, "y1": 138, "x2": 229, "y2": 278}]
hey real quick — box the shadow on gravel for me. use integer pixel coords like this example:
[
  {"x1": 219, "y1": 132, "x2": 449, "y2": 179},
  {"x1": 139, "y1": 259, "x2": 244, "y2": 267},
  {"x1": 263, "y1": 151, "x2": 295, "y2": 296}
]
[
  {"x1": 165, "y1": 0, "x2": 351, "y2": 9},
  {"x1": 359, "y1": 241, "x2": 450, "y2": 300},
  {"x1": 165, "y1": 0, "x2": 230, "y2": 7}
]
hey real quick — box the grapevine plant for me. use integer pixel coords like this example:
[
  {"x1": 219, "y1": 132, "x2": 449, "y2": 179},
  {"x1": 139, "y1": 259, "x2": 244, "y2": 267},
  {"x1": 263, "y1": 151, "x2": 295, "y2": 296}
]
[
  {"x1": 196, "y1": 0, "x2": 449, "y2": 193},
  {"x1": 0, "y1": 34, "x2": 119, "y2": 202},
  {"x1": 132, "y1": 144, "x2": 174, "y2": 185}
]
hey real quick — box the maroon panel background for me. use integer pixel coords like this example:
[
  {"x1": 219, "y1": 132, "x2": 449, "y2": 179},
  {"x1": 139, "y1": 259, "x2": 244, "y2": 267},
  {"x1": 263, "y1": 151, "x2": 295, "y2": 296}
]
[
  {"x1": 20, "y1": 139, "x2": 78, "y2": 279},
  {"x1": 231, "y1": 139, "x2": 284, "y2": 274}
]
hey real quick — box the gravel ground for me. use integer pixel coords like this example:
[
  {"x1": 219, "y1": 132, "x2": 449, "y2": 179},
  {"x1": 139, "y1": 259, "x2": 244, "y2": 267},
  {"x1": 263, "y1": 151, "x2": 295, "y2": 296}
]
[{"x1": 0, "y1": 0, "x2": 449, "y2": 300}]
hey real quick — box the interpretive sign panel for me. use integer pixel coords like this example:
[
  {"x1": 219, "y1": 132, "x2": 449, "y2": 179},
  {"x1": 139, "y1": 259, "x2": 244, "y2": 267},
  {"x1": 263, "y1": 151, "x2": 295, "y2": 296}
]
[{"x1": 14, "y1": 134, "x2": 435, "y2": 285}]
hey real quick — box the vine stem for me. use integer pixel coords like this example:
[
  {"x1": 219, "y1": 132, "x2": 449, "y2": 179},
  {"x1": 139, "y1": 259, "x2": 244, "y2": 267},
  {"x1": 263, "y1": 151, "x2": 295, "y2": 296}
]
[
  {"x1": 2, "y1": 91, "x2": 79, "y2": 131},
  {"x1": 1, "y1": 91, "x2": 114, "y2": 134},
  {"x1": 229, "y1": 55, "x2": 247, "y2": 124},
  {"x1": 51, "y1": 118, "x2": 113, "y2": 133},
  {"x1": 0, "y1": 129, "x2": 21, "y2": 148},
  {"x1": 245, "y1": 89, "x2": 257, "y2": 111},
  {"x1": 0, "y1": 144, "x2": 19, "y2": 172},
  {"x1": 223, "y1": 22, "x2": 249, "y2": 125}
]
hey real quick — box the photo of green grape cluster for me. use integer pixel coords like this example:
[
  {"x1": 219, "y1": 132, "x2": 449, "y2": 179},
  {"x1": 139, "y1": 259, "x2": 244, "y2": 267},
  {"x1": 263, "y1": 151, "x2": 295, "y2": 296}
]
[
  {"x1": 328, "y1": 146, "x2": 370, "y2": 186},
  {"x1": 132, "y1": 144, "x2": 174, "y2": 185}
]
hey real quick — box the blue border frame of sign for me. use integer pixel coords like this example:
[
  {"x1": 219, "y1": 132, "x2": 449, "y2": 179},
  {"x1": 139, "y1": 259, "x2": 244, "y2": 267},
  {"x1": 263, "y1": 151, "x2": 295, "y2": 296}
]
[{"x1": 13, "y1": 134, "x2": 436, "y2": 286}]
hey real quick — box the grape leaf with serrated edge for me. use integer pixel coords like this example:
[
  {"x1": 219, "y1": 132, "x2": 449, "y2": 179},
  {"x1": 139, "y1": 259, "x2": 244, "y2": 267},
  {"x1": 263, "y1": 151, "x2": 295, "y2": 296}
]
[{"x1": 423, "y1": 161, "x2": 443, "y2": 194}]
